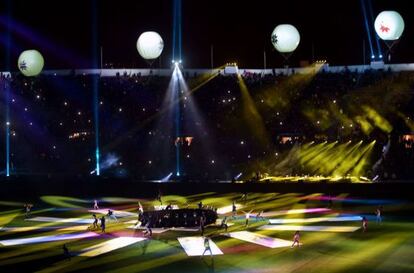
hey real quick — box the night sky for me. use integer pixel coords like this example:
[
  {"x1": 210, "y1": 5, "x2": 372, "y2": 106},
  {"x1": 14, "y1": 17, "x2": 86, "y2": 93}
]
[{"x1": 1, "y1": 0, "x2": 413, "y2": 69}]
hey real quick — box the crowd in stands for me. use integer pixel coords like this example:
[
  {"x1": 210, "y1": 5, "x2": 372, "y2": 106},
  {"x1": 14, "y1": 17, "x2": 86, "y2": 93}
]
[{"x1": 0, "y1": 68, "x2": 413, "y2": 180}]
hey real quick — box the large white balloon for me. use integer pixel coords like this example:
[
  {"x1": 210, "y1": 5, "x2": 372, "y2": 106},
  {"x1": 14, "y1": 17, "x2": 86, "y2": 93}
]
[
  {"x1": 374, "y1": 11, "x2": 404, "y2": 41},
  {"x1": 136, "y1": 31, "x2": 164, "y2": 60},
  {"x1": 271, "y1": 24, "x2": 300, "y2": 53},
  {"x1": 17, "y1": 50, "x2": 44, "y2": 77}
]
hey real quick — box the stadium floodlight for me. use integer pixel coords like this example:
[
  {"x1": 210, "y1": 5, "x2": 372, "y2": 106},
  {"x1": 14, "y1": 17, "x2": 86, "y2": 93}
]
[
  {"x1": 173, "y1": 60, "x2": 182, "y2": 66},
  {"x1": 171, "y1": 60, "x2": 183, "y2": 70}
]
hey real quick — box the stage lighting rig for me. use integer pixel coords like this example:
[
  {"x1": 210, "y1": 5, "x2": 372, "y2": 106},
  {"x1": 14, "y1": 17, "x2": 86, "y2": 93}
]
[{"x1": 171, "y1": 59, "x2": 183, "y2": 69}]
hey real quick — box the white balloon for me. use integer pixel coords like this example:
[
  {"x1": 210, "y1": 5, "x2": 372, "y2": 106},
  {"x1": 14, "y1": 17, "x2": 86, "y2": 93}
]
[
  {"x1": 17, "y1": 50, "x2": 44, "y2": 77},
  {"x1": 271, "y1": 24, "x2": 300, "y2": 53},
  {"x1": 374, "y1": 11, "x2": 404, "y2": 41},
  {"x1": 136, "y1": 31, "x2": 164, "y2": 60}
]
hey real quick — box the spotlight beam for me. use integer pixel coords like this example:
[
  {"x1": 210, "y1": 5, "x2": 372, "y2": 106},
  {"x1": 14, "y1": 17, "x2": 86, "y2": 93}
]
[
  {"x1": 92, "y1": 0, "x2": 100, "y2": 176},
  {"x1": 101, "y1": 67, "x2": 223, "y2": 153},
  {"x1": 360, "y1": 0, "x2": 375, "y2": 61},
  {"x1": 0, "y1": 15, "x2": 89, "y2": 67},
  {"x1": 4, "y1": 1, "x2": 12, "y2": 177},
  {"x1": 174, "y1": 67, "x2": 182, "y2": 176},
  {"x1": 237, "y1": 74, "x2": 270, "y2": 147}
]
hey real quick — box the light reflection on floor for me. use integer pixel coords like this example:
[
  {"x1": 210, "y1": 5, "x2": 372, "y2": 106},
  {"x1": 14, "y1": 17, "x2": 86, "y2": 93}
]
[
  {"x1": 259, "y1": 225, "x2": 361, "y2": 232},
  {"x1": 225, "y1": 231, "x2": 296, "y2": 248},
  {"x1": 260, "y1": 208, "x2": 331, "y2": 217},
  {"x1": 177, "y1": 236, "x2": 223, "y2": 256},
  {"x1": 26, "y1": 216, "x2": 94, "y2": 224},
  {"x1": 80, "y1": 237, "x2": 146, "y2": 257},
  {"x1": 268, "y1": 216, "x2": 362, "y2": 224},
  {"x1": 0, "y1": 232, "x2": 99, "y2": 246},
  {"x1": 88, "y1": 209, "x2": 135, "y2": 217},
  {"x1": 0, "y1": 225, "x2": 90, "y2": 232},
  {"x1": 217, "y1": 203, "x2": 243, "y2": 215}
]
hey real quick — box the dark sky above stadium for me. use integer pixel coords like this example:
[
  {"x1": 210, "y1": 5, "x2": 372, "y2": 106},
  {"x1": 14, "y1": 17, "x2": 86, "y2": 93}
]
[{"x1": 1, "y1": 0, "x2": 413, "y2": 69}]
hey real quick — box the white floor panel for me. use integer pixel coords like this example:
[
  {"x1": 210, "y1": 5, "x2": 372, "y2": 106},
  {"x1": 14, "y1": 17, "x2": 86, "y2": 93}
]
[
  {"x1": 178, "y1": 236, "x2": 223, "y2": 256},
  {"x1": 26, "y1": 217, "x2": 93, "y2": 224},
  {"x1": 80, "y1": 237, "x2": 146, "y2": 257},
  {"x1": 225, "y1": 231, "x2": 296, "y2": 248},
  {"x1": 0, "y1": 232, "x2": 98, "y2": 246}
]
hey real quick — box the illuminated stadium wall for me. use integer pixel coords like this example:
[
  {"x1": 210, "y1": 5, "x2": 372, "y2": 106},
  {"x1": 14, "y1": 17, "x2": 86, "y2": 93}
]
[{"x1": 5, "y1": 62, "x2": 414, "y2": 77}]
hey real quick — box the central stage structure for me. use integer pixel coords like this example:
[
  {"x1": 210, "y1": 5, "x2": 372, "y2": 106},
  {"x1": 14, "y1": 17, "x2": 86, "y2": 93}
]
[{"x1": 140, "y1": 208, "x2": 217, "y2": 228}]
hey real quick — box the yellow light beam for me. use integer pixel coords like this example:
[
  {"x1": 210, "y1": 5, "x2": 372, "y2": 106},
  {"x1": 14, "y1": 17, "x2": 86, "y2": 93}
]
[{"x1": 237, "y1": 74, "x2": 270, "y2": 147}]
